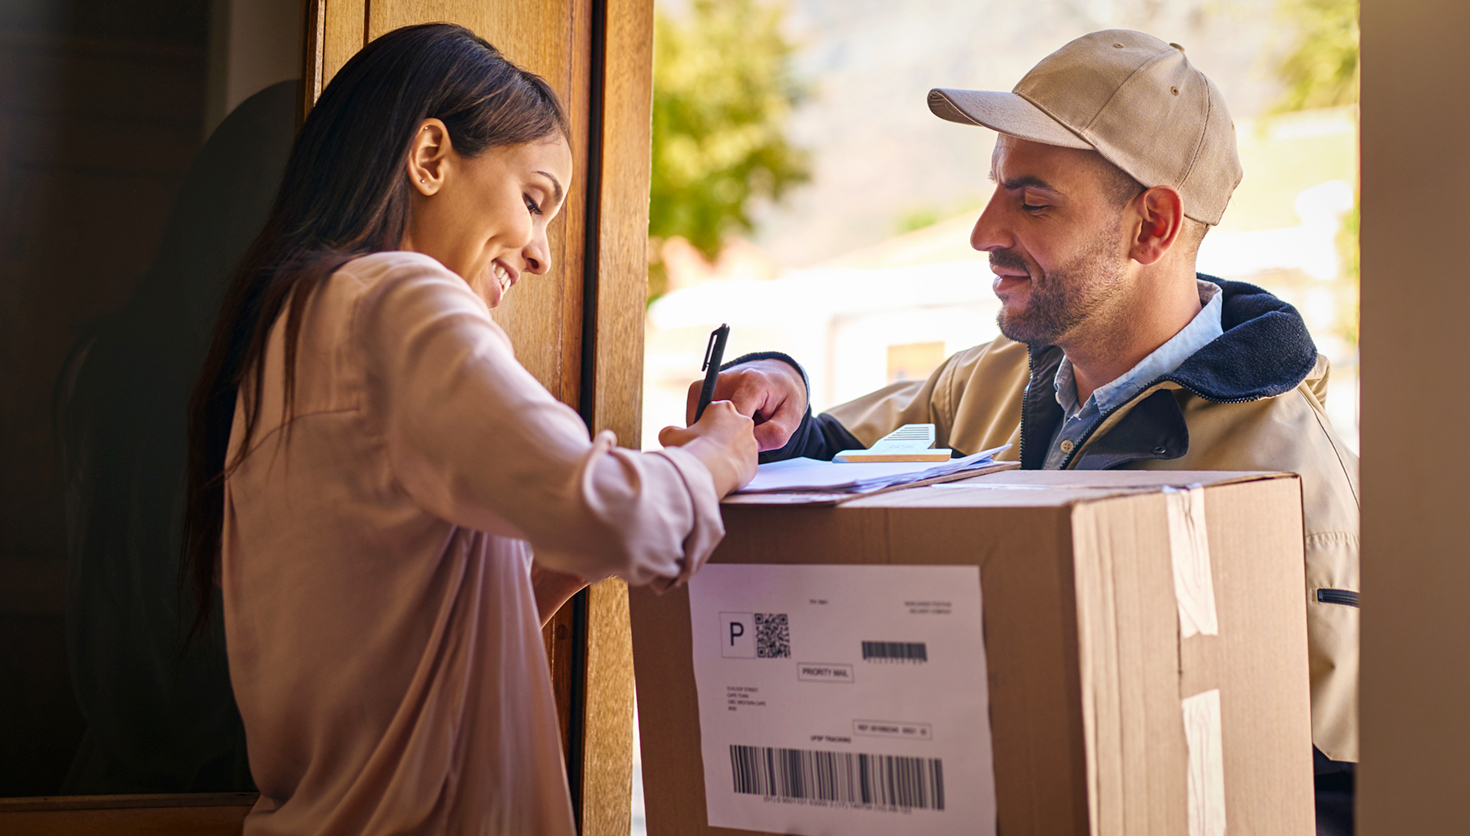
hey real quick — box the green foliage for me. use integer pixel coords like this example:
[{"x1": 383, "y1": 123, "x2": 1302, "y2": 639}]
[
  {"x1": 1335, "y1": 196, "x2": 1360, "y2": 346},
  {"x1": 895, "y1": 206, "x2": 943, "y2": 235},
  {"x1": 649, "y1": 0, "x2": 810, "y2": 271},
  {"x1": 893, "y1": 196, "x2": 986, "y2": 236},
  {"x1": 1274, "y1": 0, "x2": 1359, "y2": 112},
  {"x1": 1273, "y1": 0, "x2": 1360, "y2": 349}
]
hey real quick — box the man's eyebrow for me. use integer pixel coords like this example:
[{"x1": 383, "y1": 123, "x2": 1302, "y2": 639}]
[
  {"x1": 535, "y1": 171, "x2": 565, "y2": 206},
  {"x1": 997, "y1": 174, "x2": 1064, "y2": 195}
]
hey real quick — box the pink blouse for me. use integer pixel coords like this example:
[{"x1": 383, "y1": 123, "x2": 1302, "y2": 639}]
[{"x1": 221, "y1": 251, "x2": 723, "y2": 835}]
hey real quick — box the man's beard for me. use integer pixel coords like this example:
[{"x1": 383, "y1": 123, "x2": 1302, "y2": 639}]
[{"x1": 993, "y1": 222, "x2": 1127, "y2": 347}]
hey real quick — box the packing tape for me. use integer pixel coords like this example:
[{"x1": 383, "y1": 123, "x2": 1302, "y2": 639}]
[
  {"x1": 1182, "y1": 688, "x2": 1227, "y2": 836},
  {"x1": 1165, "y1": 487, "x2": 1219, "y2": 637}
]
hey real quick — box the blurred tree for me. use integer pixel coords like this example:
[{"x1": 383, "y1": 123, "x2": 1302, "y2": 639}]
[
  {"x1": 895, "y1": 206, "x2": 943, "y2": 236},
  {"x1": 1334, "y1": 195, "x2": 1359, "y2": 346},
  {"x1": 648, "y1": 0, "x2": 810, "y2": 300},
  {"x1": 1273, "y1": 0, "x2": 1359, "y2": 364},
  {"x1": 1274, "y1": 0, "x2": 1358, "y2": 112},
  {"x1": 893, "y1": 195, "x2": 985, "y2": 236}
]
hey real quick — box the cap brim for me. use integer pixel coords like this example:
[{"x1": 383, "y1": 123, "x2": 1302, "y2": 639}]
[{"x1": 928, "y1": 88, "x2": 1093, "y2": 151}]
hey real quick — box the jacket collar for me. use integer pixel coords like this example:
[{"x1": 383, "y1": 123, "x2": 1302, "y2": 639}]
[
  {"x1": 1167, "y1": 277, "x2": 1319, "y2": 402},
  {"x1": 1019, "y1": 277, "x2": 1318, "y2": 470}
]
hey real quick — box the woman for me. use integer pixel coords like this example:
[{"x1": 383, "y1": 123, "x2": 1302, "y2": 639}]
[{"x1": 184, "y1": 23, "x2": 755, "y2": 836}]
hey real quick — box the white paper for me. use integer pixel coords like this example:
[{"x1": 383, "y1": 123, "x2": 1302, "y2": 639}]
[
  {"x1": 1165, "y1": 487, "x2": 1220, "y2": 637},
  {"x1": 741, "y1": 457, "x2": 950, "y2": 491},
  {"x1": 739, "y1": 446, "x2": 1008, "y2": 494},
  {"x1": 688, "y1": 564, "x2": 996, "y2": 836},
  {"x1": 1182, "y1": 689, "x2": 1227, "y2": 836}
]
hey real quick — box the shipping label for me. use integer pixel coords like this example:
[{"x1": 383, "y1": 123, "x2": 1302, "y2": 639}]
[{"x1": 688, "y1": 563, "x2": 996, "y2": 836}]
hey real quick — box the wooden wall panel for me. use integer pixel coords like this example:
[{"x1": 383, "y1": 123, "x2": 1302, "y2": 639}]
[
  {"x1": 587, "y1": 0, "x2": 654, "y2": 449},
  {"x1": 581, "y1": 578, "x2": 636, "y2": 836},
  {"x1": 1360, "y1": 1, "x2": 1470, "y2": 832},
  {"x1": 0, "y1": 793, "x2": 256, "y2": 836},
  {"x1": 315, "y1": 0, "x2": 368, "y2": 105},
  {"x1": 578, "y1": 0, "x2": 656, "y2": 831}
]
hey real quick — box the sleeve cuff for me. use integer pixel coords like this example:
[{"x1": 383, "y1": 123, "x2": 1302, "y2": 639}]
[
  {"x1": 643, "y1": 443, "x2": 726, "y2": 590},
  {"x1": 721, "y1": 351, "x2": 811, "y2": 399}
]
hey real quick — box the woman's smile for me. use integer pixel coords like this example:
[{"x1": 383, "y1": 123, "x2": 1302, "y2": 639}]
[{"x1": 491, "y1": 259, "x2": 519, "y2": 297}]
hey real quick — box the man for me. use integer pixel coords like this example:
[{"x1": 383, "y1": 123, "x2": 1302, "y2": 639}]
[{"x1": 685, "y1": 30, "x2": 1359, "y2": 833}]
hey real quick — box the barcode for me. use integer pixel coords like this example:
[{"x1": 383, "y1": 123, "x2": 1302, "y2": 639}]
[
  {"x1": 729, "y1": 745, "x2": 945, "y2": 810},
  {"x1": 861, "y1": 641, "x2": 928, "y2": 662}
]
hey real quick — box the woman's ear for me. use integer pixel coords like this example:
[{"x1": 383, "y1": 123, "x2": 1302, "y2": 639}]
[
  {"x1": 406, "y1": 119, "x2": 452, "y2": 195},
  {"x1": 1128, "y1": 186, "x2": 1185, "y2": 266}
]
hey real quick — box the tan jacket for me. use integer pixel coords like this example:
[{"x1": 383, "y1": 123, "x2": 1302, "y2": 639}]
[{"x1": 824, "y1": 329, "x2": 1359, "y2": 763}]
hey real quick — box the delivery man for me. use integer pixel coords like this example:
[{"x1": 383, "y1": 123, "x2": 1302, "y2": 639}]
[{"x1": 674, "y1": 30, "x2": 1360, "y2": 834}]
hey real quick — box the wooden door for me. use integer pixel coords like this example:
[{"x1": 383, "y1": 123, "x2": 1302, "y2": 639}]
[{"x1": 305, "y1": 2, "x2": 653, "y2": 832}]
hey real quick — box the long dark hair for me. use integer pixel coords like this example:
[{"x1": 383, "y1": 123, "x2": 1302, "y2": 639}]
[{"x1": 183, "y1": 23, "x2": 570, "y2": 634}]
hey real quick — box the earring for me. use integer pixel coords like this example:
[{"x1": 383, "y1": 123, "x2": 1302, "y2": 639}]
[{"x1": 420, "y1": 178, "x2": 426, "y2": 184}]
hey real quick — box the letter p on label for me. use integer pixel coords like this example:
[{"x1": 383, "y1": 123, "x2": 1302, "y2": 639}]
[{"x1": 720, "y1": 612, "x2": 756, "y2": 658}]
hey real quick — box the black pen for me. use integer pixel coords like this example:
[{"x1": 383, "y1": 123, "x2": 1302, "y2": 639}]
[{"x1": 695, "y1": 323, "x2": 730, "y2": 422}]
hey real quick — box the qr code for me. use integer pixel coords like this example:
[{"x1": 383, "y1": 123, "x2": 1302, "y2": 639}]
[{"x1": 755, "y1": 613, "x2": 790, "y2": 658}]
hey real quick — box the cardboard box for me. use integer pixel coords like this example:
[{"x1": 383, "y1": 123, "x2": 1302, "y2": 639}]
[{"x1": 630, "y1": 470, "x2": 1314, "y2": 836}]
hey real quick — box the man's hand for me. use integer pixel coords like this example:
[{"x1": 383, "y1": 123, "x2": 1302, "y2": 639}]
[{"x1": 683, "y1": 359, "x2": 808, "y2": 452}]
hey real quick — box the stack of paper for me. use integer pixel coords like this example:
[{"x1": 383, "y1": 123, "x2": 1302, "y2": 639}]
[{"x1": 735, "y1": 446, "x2": 1012, "y2": 497}]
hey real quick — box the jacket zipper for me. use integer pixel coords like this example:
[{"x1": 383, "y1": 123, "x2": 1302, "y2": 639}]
[
  {"x1": 1057, "y1": 374, "x2": 1265, "y2": 470},
  {"x1": 1019, "y1": 351, "x2": 1036, "y2": 466}
]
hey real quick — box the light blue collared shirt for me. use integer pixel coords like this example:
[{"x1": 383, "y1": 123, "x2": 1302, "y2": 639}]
[{"x1": 1044, "y1": 280, "x2": 1224, "y2": 469}]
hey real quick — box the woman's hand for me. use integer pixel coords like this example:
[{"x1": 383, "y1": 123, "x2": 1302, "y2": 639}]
[{"x1": 657, "y1": 401, "x2": 758, "y2": 497}]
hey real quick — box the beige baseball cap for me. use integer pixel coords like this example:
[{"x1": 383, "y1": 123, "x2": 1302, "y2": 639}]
[{"x1": 929, "y1": 29, "x2": 1242, "y2": 225}]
